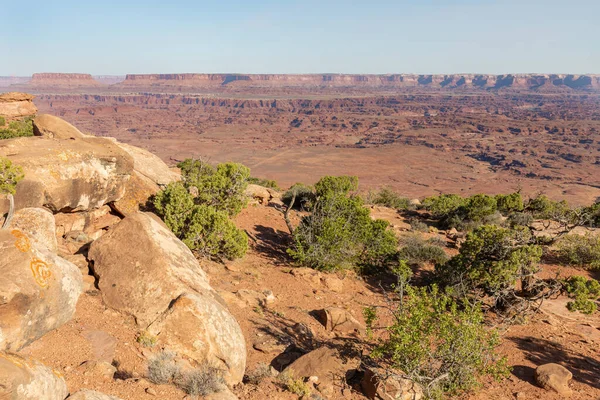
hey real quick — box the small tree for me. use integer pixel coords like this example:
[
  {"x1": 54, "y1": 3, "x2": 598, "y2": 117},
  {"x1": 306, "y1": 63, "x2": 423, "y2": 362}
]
[
  {"x1": 556, "y1": 234, "x2": 600, "y2": 270},
  {"x1": 0, "y1": 157, "x2": 24, "y2": 229},
  {"x1": 437, "y1": 225, "x2": 543, "y2": 305},
  {"x1": 563, "y1": 276, "x2": 600, "y2": 314},
  {"x1": 288, "y1": 176, "x2": 398, "y2": 272},
  {"x1": 369, "y1": 285, "x2": 509, "y2": 399},
  {"x1": 0, "y1": 117, "x2": 34, "y2": 140},
  {"x1": 178, "y1": 159, "x2": 250, "y2": 216}
]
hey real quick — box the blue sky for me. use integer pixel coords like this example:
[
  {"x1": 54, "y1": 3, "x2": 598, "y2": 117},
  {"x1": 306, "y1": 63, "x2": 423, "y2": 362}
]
[{"x1": 1, "y1": 0, "x2": 598, "y2": 75}]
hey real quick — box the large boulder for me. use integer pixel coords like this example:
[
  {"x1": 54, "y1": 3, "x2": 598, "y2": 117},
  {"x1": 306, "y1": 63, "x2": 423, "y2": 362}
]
[
  {"x1": 283, "y1": 347, "x2": 345, "y2": 397},
  {"x1": 88, "y1": 212, "x2": 246, "y2": 384},
  {"x1": 313, "y1": 307, "x2": 365, "y2": 335},
  {"x1": 0, "y1": 136, "x2": 134, "y2": 213},
  {"x1": 111, "y1": 171, "x2": 160, "y2": 216},
  {"x1": 0, "y1": 353, "x2": 68, "y2": 400},
  {"x1": 535, "y1": 363, "x2": 573, "y2": 396},
  {"x1": 32, "y1": 114, "x2": 87, "y2": 139},
  {"x1": 11, "y1": 208, "x2": 58, "y2": 253},
  {"x1": 147, "y1": 293, "x2": 246, "y2": 385},
  {"x1": 112, "y1": 141, "x2": 180, "y2": 186},
  {"x1": 0, "y1": 229, "x2": 83, "y2": 351},
  {"x1": 0, "y1": 92, "x2": 37, "y2": 120}
]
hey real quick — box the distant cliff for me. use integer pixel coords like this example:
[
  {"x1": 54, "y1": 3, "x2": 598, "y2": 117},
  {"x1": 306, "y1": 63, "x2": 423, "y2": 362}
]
[
  {"x1": 27, "y1": 73, "x2": 103, "y2": 87},
  {"x1": 117, "y1": 73, "x2": 600, "y2": 91}
]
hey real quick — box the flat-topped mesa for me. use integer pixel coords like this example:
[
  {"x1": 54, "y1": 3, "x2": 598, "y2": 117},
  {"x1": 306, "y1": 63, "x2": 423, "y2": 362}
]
[
  {"x1": 28, "y1": 73, "x2": 103, "y2": 87},
  {"x1": 117, "y1": 73, "x2": 600, "y2": 91},
  {"x1": 0, "y1": 76, "x2": 30, "y2": 88}
]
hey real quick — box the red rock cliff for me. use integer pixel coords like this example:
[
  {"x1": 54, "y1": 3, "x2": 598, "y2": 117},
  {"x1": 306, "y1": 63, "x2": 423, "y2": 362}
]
[{"x1": 28, "y1": 73, "x2": 103, "y2": 87}]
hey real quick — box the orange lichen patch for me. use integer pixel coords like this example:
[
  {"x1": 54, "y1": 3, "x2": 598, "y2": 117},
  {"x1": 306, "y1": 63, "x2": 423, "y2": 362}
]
[
  {"x1": 11, "y1": 229, "x2": 31, "y2": 252},
  {"x1": 30, "y1": 257, "x2": 52, "y2": 288}
]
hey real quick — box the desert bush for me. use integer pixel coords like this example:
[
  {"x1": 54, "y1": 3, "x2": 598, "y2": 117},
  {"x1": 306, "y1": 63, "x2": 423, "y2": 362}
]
[
  {"x1": 277, "y1": 370, "x2": 311, "y2": 397},
  {"x1": 495, "y1": 193, "x2": 524, "y2": 213},
  {"x1": 0, "y1": 157, "x2": 24, "y2": 196},
  {"x1": 176, "y1": 364, "x2": 226, "y2": 396},
  {"x1": 288, "y1": 176, "x2": 398, "y2": 272},
  {"x1": 147, "y1": 351, "x2": 180, "y2": 385},
  {"x1": 248, "y1": 176, "x2": 280, "y2": 190},
  {"x1": 409, "y1": 219, "x2": 429, "y2": 232},
  {"x1": 564, "y1": 276, "x2": 600, "y2": 314},
  {"x1": 0, "y1": 116, "x2": 5, "y2": 126},
  {"x1": 437, "y1": 225, "x2": 542, "y2": 299},
  {"x1": 422, "y1": 194, "x2": 465, "y2": 218},
  {"x1": 526, "y1": 194, "x2": 573, "y2": 221},
  {"x1": 136, "y1": 330, "x2": 157, "y2": 348},
  {"x1": 153, "y1": 181, "x2": 248, "y2": 260},
  {"x1": 399, "y1": 234, "x2": 448, "y2": 267},
  {"x1": 507, "y1": 212, "x2": 533, "y2": 228},
  {"x1": 0, "y1": 117, "x2": 33, "y2": 140},
  {"x1": 556, "y1": 234, "x2": 600, "y2": 269},
  {"x1": 366, "y1": 187, "x2": 413, "y2": 210},
  {"x1": 244, "y1": 362, "x2": 273, "y2": 385},
  {"x1": 178, "y1": 159, "x2": 250, "y2": 216},
  {"x1": 282, "y1": 183, "x2": 315, "y2": 210},
  {"x1": 370, "y1": 284, "x2": 509, "y2": 399}
]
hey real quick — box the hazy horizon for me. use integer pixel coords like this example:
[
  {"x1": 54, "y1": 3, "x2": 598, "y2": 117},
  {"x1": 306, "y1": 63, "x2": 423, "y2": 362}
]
[{"x1": 2, "y1": 0, "x2": 599, "y2": 76}]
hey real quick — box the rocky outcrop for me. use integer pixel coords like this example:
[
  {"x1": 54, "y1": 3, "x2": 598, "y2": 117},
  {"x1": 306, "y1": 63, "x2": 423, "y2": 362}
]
[
  {"x1": 88, "y1": 212, "x2": 246, "y2": 384},
  {"x1": 0, "y1": 353, "x2": 68, "y2": 400},
  {"x1": 33, "y1": 114, "x2": 87, "y2": 139},
  {"x1": 0, "y1": 92, "x2": 37, "y2": 121},
  {"x1": 361, "y1": 367, "x2": 423, "y2": 400},
  {"x1": 0, "y1": 228, "x2": 83, "y2": 351},
  {"x1": 313, "y1": 307, "x2": 365, "y2": 335},
  {"x1": 112, "y1": 141, "x2": 179, "y2": 186},
  {"x1": 0, "y1": 136, "x2": 134, "y2": 213}
]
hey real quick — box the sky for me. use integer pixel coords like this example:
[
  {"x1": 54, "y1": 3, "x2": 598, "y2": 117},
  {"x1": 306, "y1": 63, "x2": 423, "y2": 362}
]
[{"x1": 1, "y1": 0, "x2": 598, "y2": 75}]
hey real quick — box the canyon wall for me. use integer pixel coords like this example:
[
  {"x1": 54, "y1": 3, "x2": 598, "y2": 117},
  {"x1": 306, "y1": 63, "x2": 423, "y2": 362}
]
[
  {"x1": 117, "y1": 73, "x2": 600, "y2": 91},
  {"x1": 27, "y1": 73, "x2": 103, "y2": 88}
]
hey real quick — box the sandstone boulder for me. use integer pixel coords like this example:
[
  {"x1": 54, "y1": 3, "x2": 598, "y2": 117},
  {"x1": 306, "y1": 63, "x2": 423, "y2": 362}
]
[
  {"x1": 88, "y1": 212, "x2": 246, "y2": 384},
  {"x1": 283, "y1": 347, "x2": 345, "y2": 396},
  {"x1": 11, "y1": 207, "x2": 58, "y2": 253},
  {"x1": 0, "y1": 92, "x2": 37, "y2": 120},
  {"x1": 0, "y1": 136, "x2": 134, "y2": 213},
  {"x1": 535, "y1": 363, "x2": 573, "y2": 396},
  {"x1": 111, "y1": 171, "x2": 160, "y2": 216},
  {"x1": 32, "y1": 114, "x2": 87, "y2": 139},
  {"x1": 113, "y1": 142, "x2": 180, "y2": 186},
  {"x1": 0, "y1": 353, "x2": 68, "y2": 400},
  {"x1": 0, "y1": 229, "x2": 83, "y2": 351},
  {"x1": 361, "y1": 367, "x2": 423, "y2": 400},
  {"x1": 88, "y1": 212, "x2": 214, "y2": 326},
  {"x1": 146, "y1": 293, "x2": 246, "y2": 385},
  {"x1": 67, "y1": 389, "x2": 123, "y2": 400},
  {"x1": 245, "y1": 184, "x2": 272, "y2": 204},
  {"x1": 313, "y1": 307, "x2": 365, "y2": 335}
]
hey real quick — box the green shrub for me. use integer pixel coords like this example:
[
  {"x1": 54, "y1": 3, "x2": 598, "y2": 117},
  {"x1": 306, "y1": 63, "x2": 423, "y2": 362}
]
[
  {"x1": 437, "y1": 225, "x2": 542, "y2": 298},
  {"x1": 178, "y1": 159, "x2": 250, "y2": 216},
  {"x1": 277, "y1": 370, "x2": 311, "y2": 397},
  {"x1": 0, "y1": 117, "x2": 34, "y2": 140},
  {"x1": 182, "y1": 205, "x2": 248, "y2": 259},
  {"x1": 0, "y1": 116, "x2": 5, "y2": 126},
  {"x1": 0, "y1": 157, "x2": 24, "y2": 195},
  {"x1": 282, "y1": 183, "x2": 315, "y2": 210},
  {"x1": 176, "y1": 364, "x2": 226, "y2": 396},
  {"x1": 370, "y1": 285, "x2": 509, "y2": 399},
  {"x1": 148, "y1": 351, "x2": 180, "y2": 384},
  {"x1": 422, "y1": 194, "x2": 465, "y2": 218},
  {"x1": 507, "y1": 212, "x2": 533, "y2": 228},
  {"x1": 153, "y1": 179, "x2": 248, "y2": 260},
  {"x1": 409, "y1": 219, "x2": 429, "y2": 232},
  {"x1": 366, "y1": 187, "x2": 413, "y2": 210},
  {"x1": 399, "y1": 234, "x2": 448, "y2": 267},
  {"x1": 495, "y1": 193, "x2": 524, "y2": 213},
  {"x1": 288, "y1": 176, "x2": 398, "y2": 272},
  {"x1": 247, "y1": 176, "x2": 280, "y2": 190},
  {"x1": 526, "y1": 194, "x2": 573, "y2": 221},
  {"x1": 556, "y1": 234, "x2": 600, "y2": 269},
  {"x1": 564, "y1": 276, "x2": 600, "y2": 314}
]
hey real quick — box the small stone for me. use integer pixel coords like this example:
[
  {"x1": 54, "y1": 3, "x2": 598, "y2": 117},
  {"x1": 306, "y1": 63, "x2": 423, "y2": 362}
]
[{"x1": 145, "y1": 387, "x2": 157, "y2": 396}]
